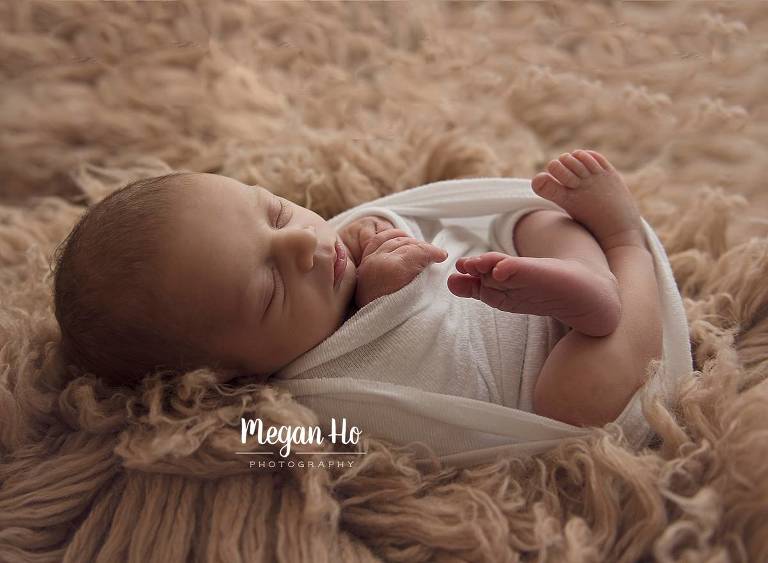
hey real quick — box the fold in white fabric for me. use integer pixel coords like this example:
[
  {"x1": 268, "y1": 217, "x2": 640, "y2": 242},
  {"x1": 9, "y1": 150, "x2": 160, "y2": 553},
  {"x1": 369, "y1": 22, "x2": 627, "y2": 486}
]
[{"x1": 272, "y1": 178, "x2": 693, "y2": 468}]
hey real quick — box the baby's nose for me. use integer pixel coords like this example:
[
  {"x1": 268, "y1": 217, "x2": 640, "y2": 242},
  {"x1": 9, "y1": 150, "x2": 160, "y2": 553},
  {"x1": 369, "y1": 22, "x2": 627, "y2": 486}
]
[{"x1": 279, "y1": 226, "x2": 318, "y2": 271}]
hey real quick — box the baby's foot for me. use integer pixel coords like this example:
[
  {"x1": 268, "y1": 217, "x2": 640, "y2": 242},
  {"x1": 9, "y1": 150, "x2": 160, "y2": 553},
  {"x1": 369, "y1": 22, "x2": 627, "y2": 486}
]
[
  {"x1": 531, "y1": 150, "x2": 646, "y2": 252},
  {"x1": 448, "y1": 252, "x2": 620, "y2": 336}
]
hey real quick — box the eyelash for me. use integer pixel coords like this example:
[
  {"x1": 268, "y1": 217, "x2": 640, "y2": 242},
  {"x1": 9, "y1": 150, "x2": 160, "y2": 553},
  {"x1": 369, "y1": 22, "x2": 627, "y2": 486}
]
[
  {"x1": 269, "y1": 200, "x2": 285, "y2": 308},
  {"x1": 270, "y1": 265, "x2": 282, "y2": 309},
  {"x1": 275, "y1": 201, "x2": 285, "y2": 228}
]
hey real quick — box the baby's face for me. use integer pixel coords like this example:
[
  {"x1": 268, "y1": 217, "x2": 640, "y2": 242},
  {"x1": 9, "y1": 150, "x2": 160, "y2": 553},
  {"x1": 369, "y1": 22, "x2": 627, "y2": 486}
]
[{"x1": 160, "y1": 174, "x2": 357, "y2": 376}]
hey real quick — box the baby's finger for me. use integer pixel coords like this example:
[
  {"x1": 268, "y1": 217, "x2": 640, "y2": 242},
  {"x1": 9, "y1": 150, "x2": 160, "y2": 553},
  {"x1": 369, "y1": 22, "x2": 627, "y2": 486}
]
[
  {"x1": 419, "y1": 242, "x2": 448, "y2": 263},
  {"x1": 358, "y1": 221, "x2": 386, "y2": 250},
  {"x1": 360, "y1": 217, "x2": 391, "y2": 241},
  {"x1": 406, "y1": 242, "x2": 448, "y2": 265},
  {"x1": 400, "y1": 244, "x2": 442, "y2": 273},
  {"x1": 359, "y1": 222, "x2": 376, "y2": 244},
  {"x1": 362, "y1": 229, "x2": 410, "y2": 259},
  {"x1": 372, "y1": 236, "x2": 419, "y2": 258}
]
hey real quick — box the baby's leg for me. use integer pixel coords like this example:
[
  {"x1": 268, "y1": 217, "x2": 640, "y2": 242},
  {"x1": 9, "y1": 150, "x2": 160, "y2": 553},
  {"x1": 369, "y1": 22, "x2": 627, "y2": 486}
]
[
  {"x1": 515, "y1": 209, "x2": 662, "y2": 426},
  {"x1": 449, "y1": 150, "x2": 663, "y2": 426},
  {"x1": 451, "y1": 211, "x2": 623, "y2": 337},
  {"x1": 528, "y1": 150, "x2": 663, "y2": 426}
]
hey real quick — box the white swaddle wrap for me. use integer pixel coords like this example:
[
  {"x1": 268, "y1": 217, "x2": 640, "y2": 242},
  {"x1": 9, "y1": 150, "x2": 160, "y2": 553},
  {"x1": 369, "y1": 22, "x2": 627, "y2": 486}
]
[{"x1": 272, "y1": 178, "x2": 693, "y2": 468}]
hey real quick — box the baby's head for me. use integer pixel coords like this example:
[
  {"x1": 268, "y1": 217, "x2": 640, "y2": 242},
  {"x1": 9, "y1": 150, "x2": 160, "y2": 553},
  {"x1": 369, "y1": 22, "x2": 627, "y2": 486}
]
[{"x1": 53, "y1": 172, "x2": 357, "y2": 387}]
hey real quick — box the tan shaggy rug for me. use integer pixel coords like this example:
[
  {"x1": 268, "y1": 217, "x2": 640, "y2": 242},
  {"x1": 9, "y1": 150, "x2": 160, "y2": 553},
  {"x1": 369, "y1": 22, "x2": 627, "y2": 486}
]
[{"x1": 1, "y1": 1, "x2": 767, "y2": 561}]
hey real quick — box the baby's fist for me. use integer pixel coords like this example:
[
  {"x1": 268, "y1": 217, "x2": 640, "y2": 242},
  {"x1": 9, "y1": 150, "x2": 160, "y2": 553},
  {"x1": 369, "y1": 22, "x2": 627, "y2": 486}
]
[
  {"x1": 355, "y1": 230, "x2": 448, "y2": 308},
  {"x1": 338, "y1": 215, "x2": 397, "y2": 266}
]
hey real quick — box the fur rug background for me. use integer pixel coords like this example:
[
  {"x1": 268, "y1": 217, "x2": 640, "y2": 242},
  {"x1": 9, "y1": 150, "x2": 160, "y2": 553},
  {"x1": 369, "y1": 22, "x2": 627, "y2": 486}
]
[{"x1": 1, "y1": 1, "x2": 767, "y2": 561}]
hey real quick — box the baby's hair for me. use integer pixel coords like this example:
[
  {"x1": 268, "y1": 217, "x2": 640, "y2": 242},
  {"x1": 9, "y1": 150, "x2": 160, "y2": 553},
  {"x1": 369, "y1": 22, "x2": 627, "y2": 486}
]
[{"x1": 52, "y1": 171, "x2": 223, "y2": 387}]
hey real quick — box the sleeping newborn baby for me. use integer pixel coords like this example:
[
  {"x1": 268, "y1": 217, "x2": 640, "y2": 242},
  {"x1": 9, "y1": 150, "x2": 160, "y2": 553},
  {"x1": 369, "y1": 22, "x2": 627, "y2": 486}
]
[{"x1": 53, "y1": 149, "x2": 662, "y2": 428}]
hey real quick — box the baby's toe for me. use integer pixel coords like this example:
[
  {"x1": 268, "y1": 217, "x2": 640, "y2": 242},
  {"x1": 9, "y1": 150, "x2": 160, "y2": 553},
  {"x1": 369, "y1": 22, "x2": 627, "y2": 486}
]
[
  {"x1": 491, "y1": 257, "x2": 520, "y2": 281},
  {"x1": 468, "y1": 257, "x2": 493, "y2": 275},
  {"x1": 572, "y1": 150, "x2": 604, "y2": 174},
  {"x1": 559, "y1": 153, "x2": 590, "y2": 178},
  {"x1": 457, "y1": 257, "x2": 481, "y2": 276},
  {"x1": 546, "y1": 158, "x2": 581, "y2": 188},
  {"x1": 531, "y1": 172, "x2": 555, "y2": 195},
  {"x1": 586, "y1": 150, "x2": 614, "y2": 171},
  {"x1": 447, "y1": 273, "x2": 479, "y2": 298},
  {"x1": 532, "y1": 172, "x2": 572, "y2": 208}
]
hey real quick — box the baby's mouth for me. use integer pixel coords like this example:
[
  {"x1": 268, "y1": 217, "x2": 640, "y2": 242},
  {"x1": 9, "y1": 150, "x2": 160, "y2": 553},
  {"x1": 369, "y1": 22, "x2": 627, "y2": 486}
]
[{"x1": 332, "y1": 239, "x2": 347, "y2": 289}]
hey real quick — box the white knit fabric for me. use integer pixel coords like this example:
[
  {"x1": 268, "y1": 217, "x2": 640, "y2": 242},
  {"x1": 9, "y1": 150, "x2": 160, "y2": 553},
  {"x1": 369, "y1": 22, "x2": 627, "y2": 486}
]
[{"x1": 272, "y1": 178, "x2": 693, "y2": 468}]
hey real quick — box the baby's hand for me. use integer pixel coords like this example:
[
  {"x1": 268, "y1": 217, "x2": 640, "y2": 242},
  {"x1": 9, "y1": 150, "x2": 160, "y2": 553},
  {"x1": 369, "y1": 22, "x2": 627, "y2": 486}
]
[
  {"x1": 355, "y1": 229, "x2": 448, "y2": 308},
  {"x1": 338, "y1": 215, "x2": 397, "y2": 266}
]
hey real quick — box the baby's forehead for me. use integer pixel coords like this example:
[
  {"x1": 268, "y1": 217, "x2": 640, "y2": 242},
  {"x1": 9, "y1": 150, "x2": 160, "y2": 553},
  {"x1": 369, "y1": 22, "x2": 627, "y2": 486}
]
[
  {"x1": 183, "y1": 173, "x2": 267, "y2": 198},
  {"x1": 167, "y1": 175, "x2": 283, "y2": 232},
  {"x1": 168, "y1": 172, "x2": 225, "y2": 191}
]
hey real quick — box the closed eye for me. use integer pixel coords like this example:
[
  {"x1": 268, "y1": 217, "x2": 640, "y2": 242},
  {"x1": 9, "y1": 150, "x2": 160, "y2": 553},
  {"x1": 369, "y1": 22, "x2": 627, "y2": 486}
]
[
  {"x1": 270, "y1": 199, "x2": 285, "y2": 309},
  {"x1": 275, "y1": 199, "x2": 284, "y2": 228},
  {"x1": 274, "y1": 196, "x2": 293, "y2": 229},
  {"x1": 269, "y1": 264, "x2": 282, "y2": 309}
]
